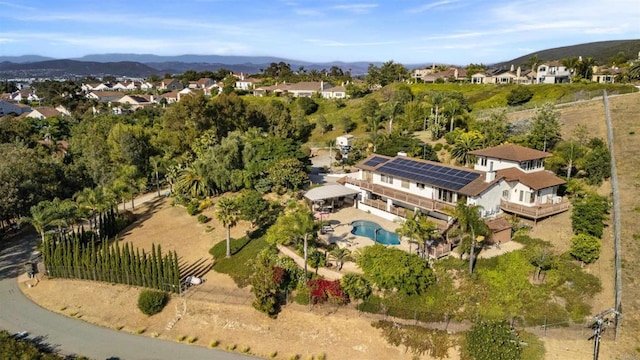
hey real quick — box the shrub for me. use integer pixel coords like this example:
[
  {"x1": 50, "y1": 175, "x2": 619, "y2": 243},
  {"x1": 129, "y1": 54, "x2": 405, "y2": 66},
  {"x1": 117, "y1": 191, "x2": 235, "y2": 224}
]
[
  {"x1": 307, "y1": 279, "x2": 348, "y2": 305},
  {"x1": 137, "y1": 290, "x2": 168, "y2": 316},
  {"x1": 187, "y1": 336, "x2": 197, "y2": 343},
  {"x1": 570, "y1": 233, "x2": 601, "y2": 264},
  {"x1": 269, "y1": 350, "x2": 278, "y2": 358},
  {"x1": 186, "y1": 200, "x2": 200, "y2": 216},
  {"x1": 210, "y1": 340, "x2": 219, "y2": 348},
  {"x1": 507, "y1": 86, "x2": 534, "y2": 106},
  {"x1": 433, "y1": 143, "x2": 443, "y2": 152},
  {"x1": 197, "y1": 214, "x2": 210, "y2": 223},
  {"x1": 297, "y1": 97, "x2": 318, "y2": 115}
]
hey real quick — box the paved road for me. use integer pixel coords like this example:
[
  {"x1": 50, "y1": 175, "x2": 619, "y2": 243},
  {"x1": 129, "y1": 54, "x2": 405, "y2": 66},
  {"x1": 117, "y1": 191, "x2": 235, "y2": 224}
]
[{"x1": 0, "y1": 198, "x2": 259, "y2": 360}]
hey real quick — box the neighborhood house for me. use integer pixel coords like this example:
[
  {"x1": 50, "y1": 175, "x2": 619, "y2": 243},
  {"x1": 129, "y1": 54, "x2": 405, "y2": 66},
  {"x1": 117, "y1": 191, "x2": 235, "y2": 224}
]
[{"x1": 341, "y1": 144, "x2": 569, "y2": 226}]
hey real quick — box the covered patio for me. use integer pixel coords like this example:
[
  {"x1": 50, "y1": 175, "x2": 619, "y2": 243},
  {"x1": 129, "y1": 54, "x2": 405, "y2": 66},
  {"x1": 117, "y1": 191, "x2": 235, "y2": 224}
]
[{"x1": 303, "y1": 184, "x2": 359, "y2": 214}]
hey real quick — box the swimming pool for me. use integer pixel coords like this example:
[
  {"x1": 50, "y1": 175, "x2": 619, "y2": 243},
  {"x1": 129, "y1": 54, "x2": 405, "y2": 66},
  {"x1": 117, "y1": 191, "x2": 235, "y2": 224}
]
[{"x1": 351, "y1": 220, "x2": 400, "y2": 245}]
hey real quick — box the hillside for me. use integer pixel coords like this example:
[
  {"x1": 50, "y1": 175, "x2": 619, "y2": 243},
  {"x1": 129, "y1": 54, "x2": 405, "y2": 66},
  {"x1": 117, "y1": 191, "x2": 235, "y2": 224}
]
[
  {"x1": 0, "y1": 59, "x2": 159, "y2": 78},
  {"x1": 498, "y1": 39, "x2": 640, "y2": 67}
]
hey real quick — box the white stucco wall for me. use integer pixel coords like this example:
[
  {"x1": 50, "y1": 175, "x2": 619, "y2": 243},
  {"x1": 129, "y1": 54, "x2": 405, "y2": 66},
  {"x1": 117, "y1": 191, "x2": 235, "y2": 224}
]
[{"x1": 470, "y1": 180, "x2": 510, "y2": 216}]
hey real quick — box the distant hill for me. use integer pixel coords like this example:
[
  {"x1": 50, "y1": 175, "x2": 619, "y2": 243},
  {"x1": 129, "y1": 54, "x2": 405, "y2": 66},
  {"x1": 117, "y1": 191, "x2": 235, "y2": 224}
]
[
  {"x1": 497, "y1": 39, "x2": 640, "y2": 67},
  {"x1": 74, "y1": 53, "x2": 307, "y2": 65},
  {"x1": 0, "y1": 55, "x2": 55, "y2": 63},
  {"x1": 0, "y1": 59, "x2": 159, "y2": 77}
]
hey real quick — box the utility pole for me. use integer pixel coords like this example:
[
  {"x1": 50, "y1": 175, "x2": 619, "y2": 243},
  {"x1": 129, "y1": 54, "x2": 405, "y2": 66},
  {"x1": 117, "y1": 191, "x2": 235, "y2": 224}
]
[{"x1": 588, "y1": 309, "x2": 619, "y2": 360}]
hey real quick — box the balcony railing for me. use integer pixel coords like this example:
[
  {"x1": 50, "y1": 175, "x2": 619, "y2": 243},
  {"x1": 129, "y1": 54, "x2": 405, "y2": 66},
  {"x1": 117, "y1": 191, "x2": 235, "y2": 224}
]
[
  {"x1": 500, "y1": 199, "x2": 570, "y2": 220},
  {"x1": 344, "y1": 177, "x2": 456, "y2": 215}
]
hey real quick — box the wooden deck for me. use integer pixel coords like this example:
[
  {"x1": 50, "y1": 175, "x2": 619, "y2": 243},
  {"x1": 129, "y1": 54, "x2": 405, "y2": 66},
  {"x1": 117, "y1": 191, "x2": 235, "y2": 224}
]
[
  {"x1": 344, "y1": 177, "x2": 456, "y2": 215},
  {"x1": 500, "y1": 199, "x2": 570, "y2": 220}
]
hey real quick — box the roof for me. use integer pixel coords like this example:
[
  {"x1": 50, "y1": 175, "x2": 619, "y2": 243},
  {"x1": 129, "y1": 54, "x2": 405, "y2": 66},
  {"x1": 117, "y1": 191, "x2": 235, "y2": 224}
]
[
  {"x1": 486, "y1": 217, "x2": 512, "y2": 232},
  {"x1": 468, "y1": 144, "x2": 552, "y2": 162},
  {"x1": 31, "y1": 107, "x2": 61, "y2": 118},
  {"x1": 496, "y1": 167, "x2": 565, "y2": 190},
  {"x1": 356, "y1": 154, "x2": 482, "y2": 192},
  {"x1": 304, "y1": 184, "x2": 360, "y2": 202}
]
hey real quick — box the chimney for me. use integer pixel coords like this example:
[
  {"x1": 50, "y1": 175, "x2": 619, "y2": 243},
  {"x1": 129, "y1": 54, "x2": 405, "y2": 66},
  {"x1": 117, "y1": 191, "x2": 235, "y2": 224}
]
[
  {"x1": 516, "y1": 66, "x2": 521, "y2": 78},
  {"x1": 510, "y1": 64, "x2": 515, "y2": 72},
  {"x1": 485, "y1": 161, "x2": 496, "y2": 182},
  {"x1": 321, "y1": 80, "x2": 324, "y2": 91}
]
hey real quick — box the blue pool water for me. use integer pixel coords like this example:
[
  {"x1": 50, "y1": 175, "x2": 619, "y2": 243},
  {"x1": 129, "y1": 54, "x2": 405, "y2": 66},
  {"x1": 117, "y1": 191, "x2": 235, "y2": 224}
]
[{"x1": 351, "y1": 220, "x2": 400, "y2": 245}]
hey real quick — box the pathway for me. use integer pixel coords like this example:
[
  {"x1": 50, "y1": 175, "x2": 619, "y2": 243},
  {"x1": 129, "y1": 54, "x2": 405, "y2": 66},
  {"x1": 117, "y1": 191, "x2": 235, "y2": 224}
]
[{"x1": 0, "y1": 191, "x2": 257, "y2": 360}]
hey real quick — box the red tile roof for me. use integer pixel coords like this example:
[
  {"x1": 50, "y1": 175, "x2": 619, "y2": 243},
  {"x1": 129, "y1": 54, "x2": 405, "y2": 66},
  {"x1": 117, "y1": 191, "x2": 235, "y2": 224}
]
[
  {"x1": 468, "y1": 144, "x2": 552, "y2": 162},
  {"x1": 496, "y1": 167, "x2": 565, "y2": 190}
]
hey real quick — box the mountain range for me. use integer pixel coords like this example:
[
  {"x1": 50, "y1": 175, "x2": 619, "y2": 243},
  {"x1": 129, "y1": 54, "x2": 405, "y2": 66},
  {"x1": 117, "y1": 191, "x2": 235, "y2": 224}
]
[{"x1": 1, "y1": 39, "x2": 639, "y2": 79}]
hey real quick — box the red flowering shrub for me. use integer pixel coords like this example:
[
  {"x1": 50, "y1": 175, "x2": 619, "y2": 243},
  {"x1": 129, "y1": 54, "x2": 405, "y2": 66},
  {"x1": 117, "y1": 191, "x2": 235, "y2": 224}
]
[
  {"x1": 307, "y1": 279, "x2": 348, "y2": 305},
  {"x1": 272, "y1": 266, "x2": 287, "y2": 287}
]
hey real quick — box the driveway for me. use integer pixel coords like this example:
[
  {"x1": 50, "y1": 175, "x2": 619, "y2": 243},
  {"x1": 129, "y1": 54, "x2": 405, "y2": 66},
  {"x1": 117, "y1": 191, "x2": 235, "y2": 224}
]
[{"x1": 0, "y1": 197, "x2": 258, "y2": 360}]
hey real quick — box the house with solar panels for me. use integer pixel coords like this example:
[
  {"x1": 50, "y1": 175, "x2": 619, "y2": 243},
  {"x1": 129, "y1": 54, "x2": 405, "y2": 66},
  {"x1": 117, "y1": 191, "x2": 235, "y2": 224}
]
[{"x1": 341, "y1": 144, "x2": 569, "y2": 226}]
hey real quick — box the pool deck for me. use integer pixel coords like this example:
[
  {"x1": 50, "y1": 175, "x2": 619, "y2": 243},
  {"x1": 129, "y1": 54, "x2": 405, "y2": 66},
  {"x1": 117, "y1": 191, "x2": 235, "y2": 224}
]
[
  {"x1": 319, "y1": 206, "x2": 523, "y2": 260},
  {"x1": 319, "y1": 207, "x2": 410, "y2": 252}
]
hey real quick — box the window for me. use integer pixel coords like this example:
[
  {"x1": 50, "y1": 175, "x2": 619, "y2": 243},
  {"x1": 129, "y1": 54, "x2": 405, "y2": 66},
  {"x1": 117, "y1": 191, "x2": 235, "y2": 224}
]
[
  {"x1": 502, "y1": 190, "x2": 509, "y2": 199},
  {"x1": 479, "y1": 157, "x2": 487, "y2": 166},
  {"x1": 417, "y1": 183, "x2": 426, "y2": 190},
  {"x1": 437, "y1": 188, "x2": 455, "y2": 203},
  {"x1": 519, "y1": 190, "x2": 524, "y2": 202},
  {"x1": 401, "y1": 180, "x2": 409, "y2": 188},
  {"x1": 381, "y1": 174, "x2": 393, "y2": 184}
]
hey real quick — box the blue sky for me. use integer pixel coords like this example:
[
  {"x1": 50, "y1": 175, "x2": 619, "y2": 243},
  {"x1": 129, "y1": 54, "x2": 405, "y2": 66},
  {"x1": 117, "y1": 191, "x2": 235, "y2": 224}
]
[{"x1": 1, "y1": 0, "x2": 639, "y2": 65}]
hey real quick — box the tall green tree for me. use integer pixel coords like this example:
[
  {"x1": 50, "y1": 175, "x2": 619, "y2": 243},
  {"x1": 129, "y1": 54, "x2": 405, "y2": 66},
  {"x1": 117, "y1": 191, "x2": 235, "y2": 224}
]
[
  {"x1": 449, "y1": 202, "x2": 488, "y2": 274},
  {"x1": 215, "y1": 197, "x2": 240, "y2": 258},
  {"x1": 527, "y1": 104, "x2": 562, "y2": 151},
  {"x1": 264, "y1": 205, "x2": 316, "y2": 276}
]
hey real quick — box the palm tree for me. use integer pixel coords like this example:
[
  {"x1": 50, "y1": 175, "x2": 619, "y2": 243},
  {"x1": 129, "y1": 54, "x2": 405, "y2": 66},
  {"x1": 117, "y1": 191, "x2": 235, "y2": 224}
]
[
  {"x1": 561, "y1": 57, "x2": 580, "y2": 78},
  {"x1": 628, "y1": 62, "x2": 640, "y2": 80},
  {"x1": 328, "y1": 248, "x2": 353, "y2": 271},
  {"x1": 451, "y1": 132, "x2": 483, "y2": 166},
  {"x1": 215, "y1": 197, "x2": 240, "y2": 258},
  {"x1": 396, "y1": 209, "x2": 420, "y2": 253},
  {"x1": 177, "y1": 162, "x2": 210, "y2": 199},
  {"x1": 443, "y1": 98, "x2": 461, "y2": 133},
  {"x1": 48, "y1": 198, "x2": 79, "y2": 234},
  {"x1": 22, "y1": 201, "x2": 56, "y2": 243},
  {"x1": 165, "y1": 164, "x2": 182, "y2": 194},
  {"x1": 74, "y1": 186, "x2": 111, "y2": 229},
  {"x1": 450, "y1": 202, "x2": 488, "y2": 274},
  {"x1": 415, "y1": 214, "x2": 438, "y2": 259}
]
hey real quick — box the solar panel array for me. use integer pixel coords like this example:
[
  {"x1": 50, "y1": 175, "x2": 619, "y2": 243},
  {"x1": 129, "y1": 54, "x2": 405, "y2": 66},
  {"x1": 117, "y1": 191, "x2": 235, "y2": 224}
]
[
  {"x1": 362, "y1": 156, "x2": 389, "y2": 168},
  {"x1": 377, "y1": 158, "x2": 480, "y2": 191}
]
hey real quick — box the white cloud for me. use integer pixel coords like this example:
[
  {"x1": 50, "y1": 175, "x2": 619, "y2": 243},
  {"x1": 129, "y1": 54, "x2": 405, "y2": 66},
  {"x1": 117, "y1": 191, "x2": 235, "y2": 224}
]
[
  {"x1": 0, "y1": 1, "x2": 34, "y2": 10},
  {"x1": 332, "y1": 3, "x2": 378, "y2": 14},
  {"x1": 305, "y1": 37, "x2": 406, "y2": 48},
  {"x1": 406, "y1": 0, "x2": 459, "y2": 14}
]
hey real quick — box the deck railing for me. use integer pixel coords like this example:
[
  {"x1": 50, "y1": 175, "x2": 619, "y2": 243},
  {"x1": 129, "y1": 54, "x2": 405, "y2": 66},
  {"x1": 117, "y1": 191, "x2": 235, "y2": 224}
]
[
  {"x1": 344, "y1": 177, "x2": 455, "y2": 215},
  {"x1": 500, "y1": 199, "x2": 570, "y2": 219}
]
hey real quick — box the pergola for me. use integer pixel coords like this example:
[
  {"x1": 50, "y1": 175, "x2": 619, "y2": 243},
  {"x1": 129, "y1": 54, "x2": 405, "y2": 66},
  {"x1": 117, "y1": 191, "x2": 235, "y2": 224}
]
[{"x1": 303, "y1": 184, "x2": 360, "y2": 214}]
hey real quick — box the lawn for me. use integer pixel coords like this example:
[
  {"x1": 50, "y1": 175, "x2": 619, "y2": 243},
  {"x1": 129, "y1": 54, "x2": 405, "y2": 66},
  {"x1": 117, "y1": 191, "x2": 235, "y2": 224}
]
[{"x1": 209, "y1": 235, "x2": 269, "y2": 288}]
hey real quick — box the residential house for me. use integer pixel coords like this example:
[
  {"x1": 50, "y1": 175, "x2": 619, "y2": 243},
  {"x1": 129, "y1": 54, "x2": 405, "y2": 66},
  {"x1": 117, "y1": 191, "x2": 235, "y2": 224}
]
[
  {"x1": 118, "y1": 94, "x2": 154, "y2": 110},
  {"x1": 86, "y1": 91, "x2": 124, "y2": 102},
  {"x1": 537, "y1": 62, "x2": 572, "y2": 84},
  {"x1": 139, "y1": 80, "x2": 155, "y2": 91},
  {"x1": 471, "y1": 66, "x2": 534, "y2": 84},
  {"x1": 27, "y1": 107, "x2": 63, "y2": 120},
  {"x1": 188, "y1": 78, "x2": 215, "y2": 89},
  {"x1": 413, "y1": 67, "x2": 467, "y2": 83},
  {"x1": 157, "y1": 90, "x2": 180, "y2": 104},
  {"x1": 341, "y1": 143, "x2": 568, "y2": 226},
  {"x1": 112, "y1": 80, "x2": 142, "y2": 91},
  {"x1": 158, "y1": 78, "x2": 184, "y2": 91},
  {"x1": 253, "y1": 81, "x2": 331, "y2": 97},
  {"x1": 10, "y1": 89, "x2": 40, "y2": 102},
  {"x1": 0, "y1": 100, "x2": 32, "y2": 116},
  {"x1": 81, "y1": 82, "x2": 111, "y2": 92},
  {"x1": 591, "y1": 66, "x2": 620, "y2": 84},
  {"x1": 235, "y1": 77, "x2": 261, "y2": 91},
  {"x1": 321, "y1": 85, "x2": 348, "y2": 99}
]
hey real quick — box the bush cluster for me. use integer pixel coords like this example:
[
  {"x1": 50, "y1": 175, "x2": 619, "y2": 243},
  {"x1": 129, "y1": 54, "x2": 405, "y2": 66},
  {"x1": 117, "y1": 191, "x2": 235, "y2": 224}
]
[{"x1": 137, "y1": 290, "x2": 168, "y2": 316}]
